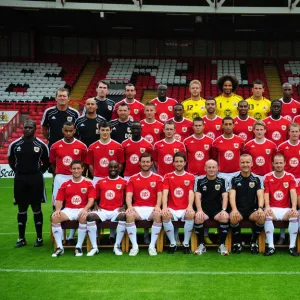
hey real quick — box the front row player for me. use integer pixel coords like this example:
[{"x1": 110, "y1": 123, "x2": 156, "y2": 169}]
[
  {"x1": 229, "y1": 154, "x2": 265, "y2": 254},
  {"x1": 51, "y1": 160, "x2": 95, "y2": 257},
  {"x1": 86, "y1": 160, "x2": 127, "y2": 256},
  {"x1": 264, "y1": 154, "x2": 299, "y2": 256},
  {"x1": 194, "y1": 159, "x2": 229, "y2": 256},
  {"x1": 126, "y1": 153, "x2": 163, "y2": 256},
  {"x1": 162, "y1": 152, "x2": 195, "y2": 254}
]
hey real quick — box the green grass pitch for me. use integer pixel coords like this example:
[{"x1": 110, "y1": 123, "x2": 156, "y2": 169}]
[{"x1": 1, "y1": 178, "x2": 300, "y2": 300}]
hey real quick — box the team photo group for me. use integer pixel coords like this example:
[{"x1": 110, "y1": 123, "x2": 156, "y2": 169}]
[{"x1": 8, "y1": 74, "x2": 300, "y2": 258}]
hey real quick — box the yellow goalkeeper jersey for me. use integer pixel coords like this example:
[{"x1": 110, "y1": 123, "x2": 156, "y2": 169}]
[
  {"x1": 215, "y1": 94, "x2": 243, "y2": 118},
  {"x1": 182, "y1": 97, "x2": 206, "y2": 120},
  {"x1": 246, "y1": 96, "x2": 271, "y2": 120}
]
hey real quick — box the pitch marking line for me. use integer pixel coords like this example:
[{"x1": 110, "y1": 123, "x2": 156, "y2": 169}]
[
  {"x1": 0, "y1": 269, "x2": 300, "y2": 275},
  {"x1": 0, "y1": 232, "x2": 50, "y2": 235}
]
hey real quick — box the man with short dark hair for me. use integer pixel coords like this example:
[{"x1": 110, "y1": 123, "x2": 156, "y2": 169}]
[{"x1": 8, "y1": 120, "x2": 49, "y2": 248}]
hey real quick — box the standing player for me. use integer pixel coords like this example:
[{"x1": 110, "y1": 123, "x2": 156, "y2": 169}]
[
  {"x1": 153, "y1": 120, "x2": 186, "y2": 177},
  {"x1": 112, "y1": 84, "x2": 144, "y2": 121},
  {"x1": 264, "y1": 154, "x2": 298, "y2": 256},
  {"x1": 280, "y1": 82, "x2": 300, "y2": 122},
  {"x1": 233, "y1": 100, "x2": 256, "y2": 143},
  {"x1": 162, "y1": 152, "x2": 195, "y2": 254},
  {"x1": 86, "y1": 161, "x2": 127, "y2": 256},
  {"x1": 212, "y1": 117, "x2": 245, "y2": 187},
  {"x1": 50, "y1": 122, "x2": 88, "y2": 206},
  {"x1": 82, "y1": 81, "x2": 115, "y2": 121},
  {"x1": 8, "y1": 120, "x2": 49, "y2": 248},
  {"x1": 194, "y1": 160, "x2": 229, "y2": 255},
  {"x1": 246, "y1": 80, "x2": 271, "y2": 120},
  {"x1": 169, "y1": 103, "x2": 193, "y2": 142},
  {"x1": 202, "y1": 97, "x2": 223, "y2": 140},
  {"x1": 51, "y1": 160, "x2": 95, "y2": 257},
  {"x1": 87, "y1": 121, "x2": 124, "y2": 185},
  {"x1": 182, "y1": 80, "x2": 206, "y2": 120},
  {"x1": 183, "y1": 117, "x2": 213, "y2": 177},
  {"x1": 125, "y1": 153, "x2": 163, "y2": 256},
  {"x1": 150, "y1": 84, "x2": 178, "y2": 123},
  {"x1": 229, "y1": 154, "x2": 265, "y2": 254},
  {"x1": 121, "y1": 121, "x2": 153, "y2": 181},
  {"x1": 140, "y1": 102, "x2": 164, "y2": 145},
  {"x1": 264, "y1": 100, "x2": 291, "y2": 146},
  {"x1": 42, "y1": 88, "x2": 80, "y2": 150},
  {"x1": 75, "y1": 98, "x2": 105, "y2": 148},
  {"x1": 215, "y1": 75, "x2": 243, "y2": 118},
  {"x1": 243, "y1": 121, "x2": 277, "y2": 185},
  {"x1": 110, "y1": 103, "x2": 132, "y2": 144}
]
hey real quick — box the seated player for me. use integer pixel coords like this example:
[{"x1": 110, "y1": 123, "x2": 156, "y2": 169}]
[
  {"x1": 264, "y1": 154, "x2": 298, "y2": 256},
  {"x1": 229, "y1": 154, "x2": 265, "y2": 254},
  {"x1": 162, "y1": 152, "x2": 195, "y2": 254},
  {"x1": 51, "y1": 160, "x2": 95, "y2": 257},
  {"x1": 125, "y1": 153, "x2": 163, "y2": 256},
  {"x1": 194, "y1": 160, "x2": 229, "y2": 256},
  {"x1": 86, "y1": 160, "x2": 127, "y2": 256}
]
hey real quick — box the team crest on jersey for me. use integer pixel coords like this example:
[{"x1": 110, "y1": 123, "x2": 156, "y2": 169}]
[
  {"x1": 67, "y1": 116, "x2": 73, "y2": 122},
  {"x1": 182, "y1": 127, "x2": 187, "y2": 133},
  {"x1": 174, "y1": 148, "x2": 179, "y2": 153},
  {"x1": 140, "y1": 148, "x2": 145, "y2": 153},
  {"x1": 109, "y1": 150, "x2": 114, "y2": 156},
  {"x1": 234, "y1": 143, "x2": 239, "y2": 148},
  {"x1": 74, "y1": 149, "x2": 79, "y2": 155},
  {"x1": 283, "y1": 182, "x2": 289, "y2": 188},
  {"x1": 184, "y1": 180, "x2": 190, "y2": 186},
  {"x1": 168, "y1": 106, "x2": 173, "y2": 111},
  {"x1": 282, "y1": 125, "x2": 286, "y2": 130},
  {"x1": 249, "y1": 182, "x2": 255, "y2": 188},
  {"x1": 81, "y1": 188, "x2": 87, "y2": 194},
  {"x1": 127, "y1": 127, "x2": 131, "y2": 133},
  {"x1": 134, "y1": 109, "x2": 139, "y2": 115},
  {"x1": 150, "y1": 182, "x2": 156, "y2": 187},
  {"x1": 215, "y1": 184, "x2": 220, "y2": 191},
  {"x1": 216, "y1": 125, "x2": 220, "y2": 130},
  {"x1": 248, "y1": 126, "x2": 253, "y2": 131},
  {"x1": 154, "y1": 128, "x2": 159, "y2": 134},
  {"x1": 233, "y1": 102, "x2": 237, "y2": 107},
  {"x1": 266, "y1": 149, "x2": 270, "y2": 154},
  {"x1": 292, "y1": 108, "x2": 297, "y2": 113},
  {"x1": 108, "y1": 105, "x2": 112, "y2": 111},
  {"x1": 204, "y1": 144, "x2": 209, "y2": 150},
  {"x1": 34, "y1": 147, "x2": 40, "y2": 152},
  {"x1": 116, "y1": 184, "x2": 122, "y2": 190}
]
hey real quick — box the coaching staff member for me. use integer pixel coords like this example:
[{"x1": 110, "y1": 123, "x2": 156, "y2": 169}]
[{"x1": 8, "y1": 120, "x2": 49, "y2": 248}]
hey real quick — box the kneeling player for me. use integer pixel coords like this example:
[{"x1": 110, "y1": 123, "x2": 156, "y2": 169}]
[
  {"x1": 51, "y1": 160, "x2": 95, "y2": 257},
  {"x1": 86, "y1": 160, "x2": 127, "y2": 256},
  {"x1": 229, "y1": 154, "x2": 265, "y2": 254},
  {"x1": 194, "y1": 160, "x2": 229, "y2": 255},
  {"x1": 162, "y1": 152, "x2": 195, "y2": 254},
  {"x1": 264, "y1": 154, "x2": 298, "y2": 256},
  {"x1": 126, "y1": 153, "x2": 163, "y2": 256}
]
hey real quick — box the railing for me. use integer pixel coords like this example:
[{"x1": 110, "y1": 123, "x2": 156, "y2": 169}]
[{"x1": 0, "y1": 111, "x2": 21, "y2": 147}]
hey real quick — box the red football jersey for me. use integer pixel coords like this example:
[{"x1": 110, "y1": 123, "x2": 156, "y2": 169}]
[
  {"x1": 212, "y1": 135, "x2": 244, "y2": 173},
  {"x1": 168, "y1": 117, "x2": 193, "y2": 142},
  {"x1": 150, "y1": 97, "x2": 178, "y2": 123},
  {"x1": 56, "y1": 178, "x2": 95, "y2": 209},
  {"x1": 153, "y1": 139, "x2": 186, "y2": 176},
  {"x1": 280, "y1": 98, "x2": 300, "y2": 122},
  {"x1": 293, "y1": 115, "x2": 300, "y2": 126},
  {"x1": 264, "y1": 116, "x2": 291, "y2": 146},
  {"x1": 183, "y1": 134, "x2": 213, "y2": 175},
  {"x1": 95, "y1": 176, "x2": 127, "y2": 210},
  {"x1": 278, "y1": 140, "x2": 300, "y2": 179},
  {"x1": 163, "y1": 171, "x2": 195, "y2": 210},
  {"x1": 233, "y1": 116, "x2": 256, "y2": 143},
  {"x1": 87, "y1": 139, "x2": 124, "y2": 177},
  {"x1": 112, "y1": 99, "x2": 145, "y2": 121},
  {"x1": 126, "y1": 172, "x2": 163, "y2": 207},
  {"x1": 121, "y1": 138, "x2": 153, "y2": 177},
  {"x1": 264, "y1": 171, "x2": 296, "y2": 208},
  {"x1": 50, "y1": 139, "x2": 87, "y2": 175},
  {"x1": 202, "y1": 115, "x2": 223, "y2": 140},
  {"x1": 140, "y1": 119, "x2": 164, "y2": 145},
  {"x1": 243, "y1": 138, "x2": 277, "y2": 175}
]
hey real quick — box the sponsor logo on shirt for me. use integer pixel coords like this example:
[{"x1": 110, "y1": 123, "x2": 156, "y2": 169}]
[
  {"x1": 62, "y1": 156, "x2": 72, "y2": 166},
  {"x1": 51, "y1": 116, "x2": 56, "y2": 119},
  {"x1": 100, "y1": 158, "x2": 109, "y2": 167},
  {"x1": 289, "y1": 157, "x2": 299, "y2": 167},
  {"x1": 174, "y1": 187, "x2": 184, "y2": 197},
  {"x1": 130, "y1": 154, "x2": 139, "y2": 164},
  {"x1": 274, "y1": 190, "x2": 284, "y2": 201},
  {"x1": 164, "y1": 154, "x2": 173, "y2": 164},
  {"x1": 224, "y1": 150, "x2": 234, "y2": 160},
  {"x1": 195, "y1": 151, "x2": 204, "y2": 161},
  {"x1": 71, "y1": 195, "x2": 82, "y2": 205},
  {"x1": 140, "y1": 189, "x2": 150, "y2": 200},
  {"x1": 105, "y1": 190, "x2": 115, "y2": 200}
]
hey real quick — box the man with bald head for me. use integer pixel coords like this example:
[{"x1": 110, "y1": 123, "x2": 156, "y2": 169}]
[
  {"x1": 8, "y1": 120, "x2": 49, "y2": 248},
  {"x1": 75, "y1": 98, "x2": 106, "y2": 148},
  {"x1": 150, "y1": 84, "x2": 178, "y2": 123},
  {"x1": 194, "y1": 159, "x2": 229, "y2": 256},
  {"x1": 280, "y1": 82, "x2": 300, "y2": 122}
]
